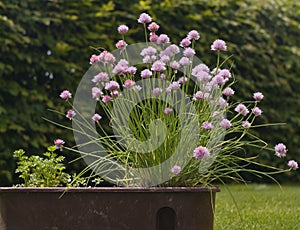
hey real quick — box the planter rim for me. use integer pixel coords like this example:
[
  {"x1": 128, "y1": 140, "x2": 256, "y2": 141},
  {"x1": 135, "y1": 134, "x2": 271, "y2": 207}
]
[{"x1": 0, "y1": 186, "x2": 220, "y2": 193}]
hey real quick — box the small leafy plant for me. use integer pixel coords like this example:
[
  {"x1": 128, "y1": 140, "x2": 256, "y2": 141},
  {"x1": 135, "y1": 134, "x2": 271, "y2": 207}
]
[{"x1": 13, "y1": 146, "x2": 85, "y2": 187}]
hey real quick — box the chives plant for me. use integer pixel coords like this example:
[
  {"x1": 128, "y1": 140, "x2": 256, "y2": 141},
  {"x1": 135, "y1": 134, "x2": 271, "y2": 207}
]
[{"x1": 54, "y1": 13, "x2": 298, "y2": 187}]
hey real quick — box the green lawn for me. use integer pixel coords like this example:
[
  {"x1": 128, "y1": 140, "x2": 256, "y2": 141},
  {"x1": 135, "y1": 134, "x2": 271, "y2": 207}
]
[{"x1": 214, "y1": 184, "x2": 300, "y2": 230}]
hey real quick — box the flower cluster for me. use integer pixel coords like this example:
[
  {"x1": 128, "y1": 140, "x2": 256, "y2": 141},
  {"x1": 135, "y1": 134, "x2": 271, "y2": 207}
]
[{"x1": 56, "y1": 13, "x2": 298, "y2": 187}]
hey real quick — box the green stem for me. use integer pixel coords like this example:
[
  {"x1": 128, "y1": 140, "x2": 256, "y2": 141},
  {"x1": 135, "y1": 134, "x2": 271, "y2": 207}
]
[{"x1": 144, "y1": 23, "x2": 148, "y2": 44}]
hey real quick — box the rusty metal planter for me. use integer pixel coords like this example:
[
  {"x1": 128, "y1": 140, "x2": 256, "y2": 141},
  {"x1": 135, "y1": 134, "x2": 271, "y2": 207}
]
[{"x1": 0, "y1": 187, "x2": 219, "y2": 230}]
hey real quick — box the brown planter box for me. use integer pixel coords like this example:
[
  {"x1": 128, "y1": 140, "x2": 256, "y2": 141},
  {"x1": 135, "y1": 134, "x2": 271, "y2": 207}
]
[{"x1": 0, "y1": 187, "x2": 219, "y2": 230}]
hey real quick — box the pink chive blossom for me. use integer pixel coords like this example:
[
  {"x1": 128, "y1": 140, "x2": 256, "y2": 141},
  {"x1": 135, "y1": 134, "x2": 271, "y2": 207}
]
[
  {"x1": 92, "y1": 72, "x2": 109, "y2": 83},
  {"x1": 117, "y1": 25, "x2": 129, "y2": 34},
  {"x1": 153, "y1": 88, "x2": 162, "y2": 96},
  {"x1": 235, "y1": 104, "x2": 249, "y2": 116},
  {"x1": 178, "y1": 77, "x2": 188, "y2": 84},
  {"x1": 202, "y1": 121, "x2": 214, "y2": 130},
  {"x1": 157, "y1": 34, "x2": 170, "y2": 44},
  {"x1": 110, "y1": 90, "x2": 120, "y2": 98},
  {"x1": 204, "y1": 93, "x2": 210, "y2": 99},
  {"x1": 193, "y1": 64, "x2": 210, "y2": 73},
  {"x1": 195, "y1": 71, "x2": 211, "y2": 83},
  {"x1": 148, "y1": 22, "x2": 159, "y2": 32},
  {"x1": 288, "y1": 160, "x2": 298, "y2": 170},
  {"x1": 164, "y1": 108, "x2": 173, "y2": 115},
  {"x1": 160, "y1": 55, "x2": 170, "y2": 63},
  {"x1": 113, "y1": 65, "x2": 127, "y2": 75},
  {"x1": 123, "y1": 79, "x2": 136, "y2": 88},
  {"x1": 149, "y1": 32, "x2": 158, "y2": 42},
  {"x1": 116, "y1": 40, "x2": 127, "y2": 49},
  {"x1": 98, "y1": 51, "x2": 116, "y2": 64},
  {"x1": 166, "y1": 87, "x2": 171, "y2": 94},
  {"x1": 143, "y1": 55, "x2": 156, "y2": 63},
  {"x1": 220, "y1": 119, "x2": 231, "y2": 129},
  {"x1": 105, "y1": 81, "x2": 120, "y2": 91},
  {"x1": 125, "y1": 66, "x2": 137, "y2": 75},
  {"x1": 193, "y1": 91, "x2": 204, "y2": 100},
  {"x1": 179, "y1": 57, "x2": 190, "y2": 66},
  {"x1": 211, "y1": 39, "x2": 227, "y2": 51},
  {"x1": 211, "y1": 68, "x2": 221, "y2": 75},
  {"x1": 160, "y1": 44, "x2": 180, "y2": 57},
  {"x1": 133, "y1": 85, "x2": 142, "y2": 91},
  {"x1": 54, "y1": 139, "x2": 65, "y2": 151},
  {"x1": 89, "y1": 54, "x2": 100, "y2": 64},
  {"x1": 160, "y1": 73, "x2": 166, "y2": 80},
  {"x1": 112, "y1": 59, "x2": 129, "y2": 75},
  {"x1": 218, "y1": 69, "x2": 231, "y2": 80},
  {"x1": 151, "y1": 61, "x2": 166, "y2": 72},
  {"x1": 168, "y1": 82, "x2": 181, "y2": 91},
  {"x1": 171, "y1": 165, "x2": 181, "y2": 175},
  {"x1": 193, "y1": 146, "x2": 210, "y2": 160},
  {"x1": 187, "y1": 30, "x2": 200, "y2": 40},
  {"x1": 252, "y1": 107, "x2": 262, "y2": 116},
  {"x1": 92, "y1": 113, "x2": 102, "y2": 122},
  {"x1": 242, "y1": 121, "x2": 251, "y2": 128},
  {"x1": 219, "y1": 97, "x2": 228, "y2": 108},
  {"x1": 66, "y1": 109, "x2": 76, "y2": 120},
  {"x1": 183, "y1": 47, "x2": 196, "y2": 58},
  {"x1": 212, "y1": 75, "x2": 226, "y2": 85},
  {"x1": 170, "y1": 61, "x2": 180, "y2": 70},
  {"x1": 141, "y1": 69, "x2": 153, "y2": 78},
  {"x1": 180, "y1": 38, "x2": 191, "y2": 48},
  {"x1": 205, "y1": 81, "x2": 218, "y2": 92},
  {"x1": 118, "y1": 59, "x2": 129, "y2": 66},
  {"x1": 137, "y1": 13, "x2": 152, "y2": 24},
  {"x1": 60, "y1": 90, "x2": 72, "y2": 100},
  {"x1": 102, "y1": 95, "x2": 112, "y2": 104},
  {"x1": 141, "y1": 46, "x2": 157, "y2": 56},
  {"x1": 92, "y1": 87, "x2": 103, "y2": 100},
  {"x1": 194, "y1": 91, "x2": 209, "y2": 100},
  {"x1": 223, "y1": 88, "x2": 235, "y2": 97},
  {"x1": 253, "y1": 92, "x2": 264, "y2": 102},
  {"x1": 192, "y1": 65, "x2": 211, "y2": 81},
  {"x1": 274, "y1": 143, "x2": 288, "y2": 158}
]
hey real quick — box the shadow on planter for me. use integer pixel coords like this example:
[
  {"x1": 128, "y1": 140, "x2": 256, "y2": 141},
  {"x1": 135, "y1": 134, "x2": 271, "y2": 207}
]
[
  {"x1": 0, "y1": 187, "x2": 219, "y2": 230},
  {"x1": 157, "y1": 206, "x2": 176, "y2": 229}
]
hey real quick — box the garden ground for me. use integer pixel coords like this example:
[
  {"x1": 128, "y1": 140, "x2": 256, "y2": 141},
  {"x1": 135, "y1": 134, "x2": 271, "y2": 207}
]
[{"x1": 215, "y1": 184, "x2": 300, "y2": 230}]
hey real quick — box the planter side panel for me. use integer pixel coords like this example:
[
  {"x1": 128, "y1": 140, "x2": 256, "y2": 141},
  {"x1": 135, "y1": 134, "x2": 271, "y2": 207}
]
[{"x1": 0, "y1": 189, "x2": 216, "y2": 230}]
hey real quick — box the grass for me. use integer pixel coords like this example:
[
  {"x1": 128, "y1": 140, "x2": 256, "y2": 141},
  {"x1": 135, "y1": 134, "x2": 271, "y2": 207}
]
[{"x1": 214, "y1": 184, "x2": 300, "y2": 230}]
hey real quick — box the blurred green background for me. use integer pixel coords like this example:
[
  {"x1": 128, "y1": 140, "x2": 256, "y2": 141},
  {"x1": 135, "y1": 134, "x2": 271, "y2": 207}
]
[{"x1": 0, "y1": 0, "x2": 299, "y2": 186}]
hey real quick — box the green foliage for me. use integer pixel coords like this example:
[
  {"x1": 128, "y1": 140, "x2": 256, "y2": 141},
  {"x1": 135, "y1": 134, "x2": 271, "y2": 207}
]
[
  {"x1": 13, "y1": 146, "x2": 82, "y2": 187},
  {"x1": 0, "y1": 0, "x2": 299, "y2": 185},
  {"x1": 0, "y1": 0, "x2": 116, "y2": 185}
]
